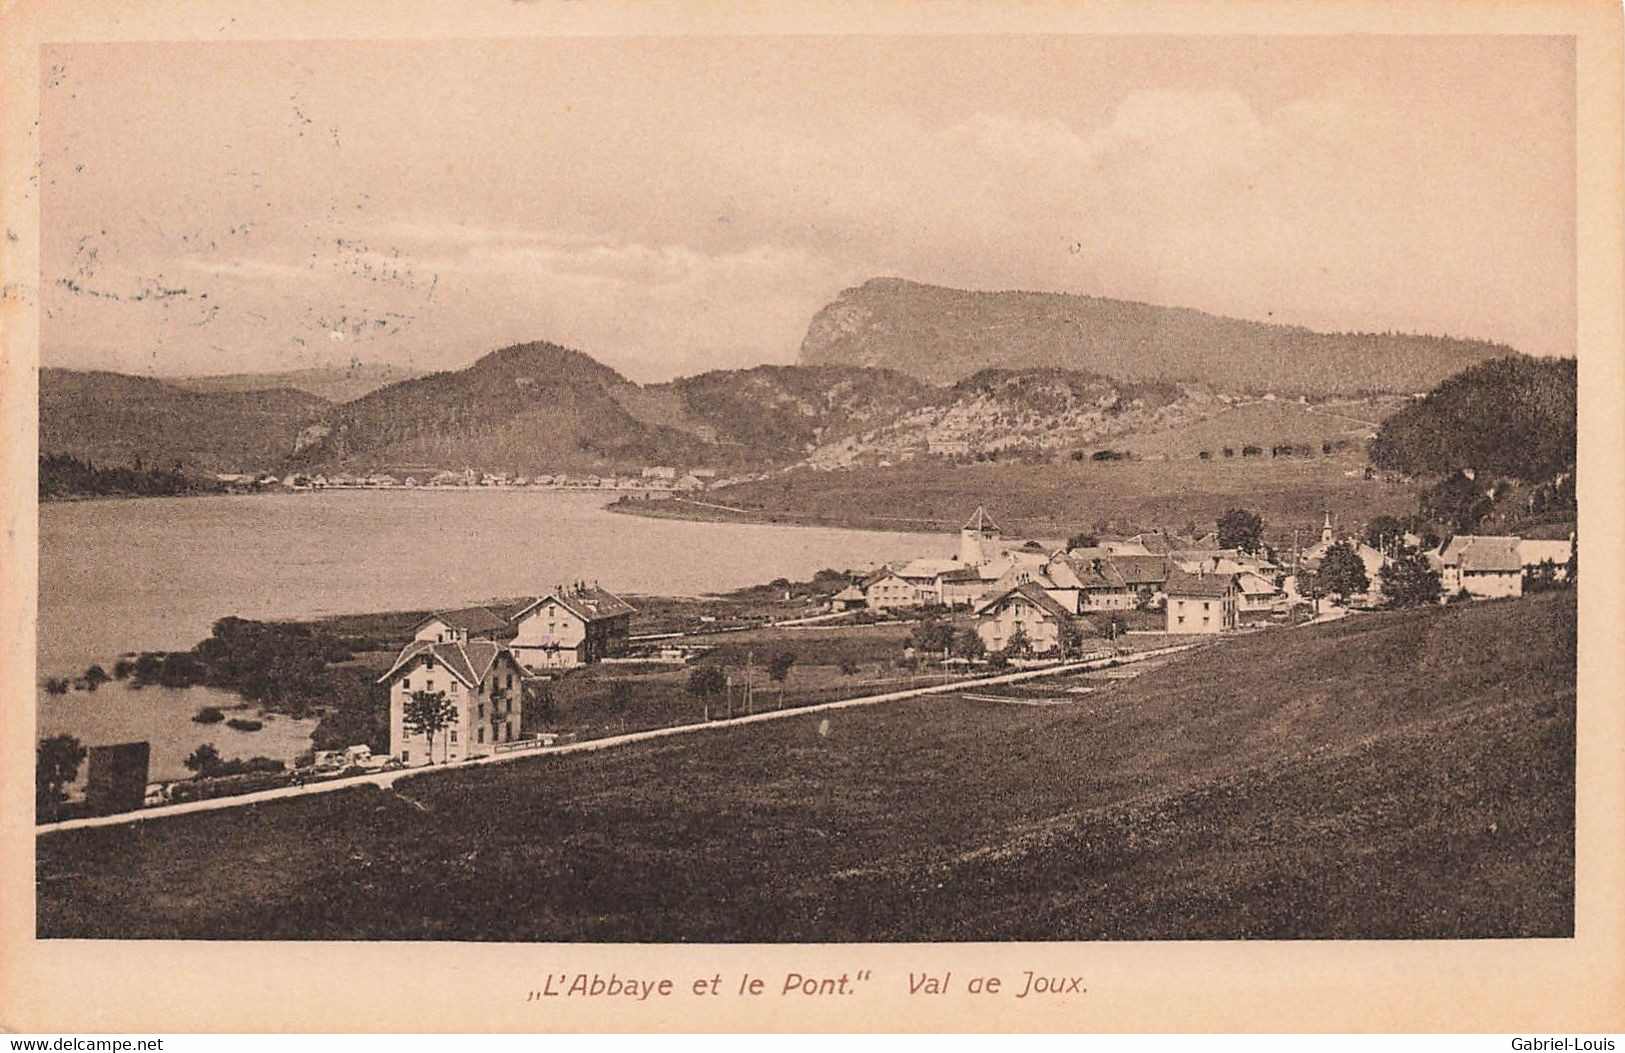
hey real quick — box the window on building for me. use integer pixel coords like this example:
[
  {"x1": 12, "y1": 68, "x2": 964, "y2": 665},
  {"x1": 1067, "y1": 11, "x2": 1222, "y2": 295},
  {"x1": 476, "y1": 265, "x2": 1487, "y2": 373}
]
[
  {"x1": 477, "y1": 727, "x2": 484, "y2": 744},
  {"x1": 402, "y1": 678, "x2": 411, "y2": 690},
  {"x1": 478, "y1": 703, "x2": 484, "y2": 718},
  {"x1": 425, "y1": 657, "x2": 435, "y2": 670},
  {"x1": 1204, "y1": 601, "x2": 1211, "y2": 611},
  {"x1": 1177, "y1": 615, "x2": 1185, "y2": 625},
  {"x1": 426, "y1": 679, "x2": 435, "y2": 691},
  {"x1": 401, "y1": 750, "x2": 410, "y2": 763},
  {"x1": 450, "y1": 730, "x2": 458, "y2": 743}
]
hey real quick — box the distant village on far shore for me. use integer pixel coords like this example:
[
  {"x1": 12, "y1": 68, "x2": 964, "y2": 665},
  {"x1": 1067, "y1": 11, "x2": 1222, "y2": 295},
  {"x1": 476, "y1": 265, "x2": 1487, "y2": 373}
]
[{"x1": 211, "y1": 464, "x2": 726, "y2": 494}]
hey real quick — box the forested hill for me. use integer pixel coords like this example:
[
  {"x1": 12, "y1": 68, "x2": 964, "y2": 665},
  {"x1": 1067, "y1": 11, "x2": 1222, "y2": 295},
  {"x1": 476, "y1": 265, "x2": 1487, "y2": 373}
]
[
  {"x1": 800, "y1": 277, "x2": 1513, "y2": 395},
  {"x1": 1368, "y1": 356, "x2": 1576, "y2": 480},
  {"x1": 39, "y1": 368, "x2": 332, "y2": 474},
  {"x1": 285, "y1": 342, "x2": 721, "y2": 473}
]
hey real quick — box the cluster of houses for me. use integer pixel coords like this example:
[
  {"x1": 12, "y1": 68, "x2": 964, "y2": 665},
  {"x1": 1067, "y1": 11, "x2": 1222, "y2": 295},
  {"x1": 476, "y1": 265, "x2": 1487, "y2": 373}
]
[
  {"x1": 377, "y1": 582, "x2": 637, "y2": 766},
  {"x1": 836, "y1": 507, "x2": 1574, "y2": 656},
  {"x1": 217, "y1": 466, "x2": 720, "y2": 492},
  {"x1": 832, "y1": 507, "x2": 1283, "y2": 650},
  {"x1": 372, "y1": 506, "x2": 1572, "y2": 767}
]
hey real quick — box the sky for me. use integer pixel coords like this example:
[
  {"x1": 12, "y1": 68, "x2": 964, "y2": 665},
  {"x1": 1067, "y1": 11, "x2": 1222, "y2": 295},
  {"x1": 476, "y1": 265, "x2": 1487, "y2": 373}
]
[{"x1": 40, "y1": 35, "x2": 1575, "y2": 382}]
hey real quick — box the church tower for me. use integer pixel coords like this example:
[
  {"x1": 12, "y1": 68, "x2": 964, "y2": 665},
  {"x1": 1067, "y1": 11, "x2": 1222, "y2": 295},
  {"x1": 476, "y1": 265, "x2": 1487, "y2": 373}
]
[
  {"x1": 1320, "y1": 511, "x2": 1334, "y2": 545},
  {"x1": 959, "y1": 506, "x2": 1001, "y2": 566}
]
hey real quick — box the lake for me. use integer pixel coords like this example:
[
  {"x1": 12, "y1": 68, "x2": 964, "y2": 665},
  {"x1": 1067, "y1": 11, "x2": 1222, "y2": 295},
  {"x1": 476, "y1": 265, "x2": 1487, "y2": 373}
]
[{"x1": 36, "y1": 490, "x2": 939, "y2": 780}]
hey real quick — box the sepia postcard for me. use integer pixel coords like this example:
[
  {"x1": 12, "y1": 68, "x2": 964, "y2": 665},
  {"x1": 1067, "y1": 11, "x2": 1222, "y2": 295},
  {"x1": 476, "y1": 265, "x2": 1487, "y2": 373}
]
[{"x1": 2, "y1": 0, "x2": 1623, "y2": 1035}]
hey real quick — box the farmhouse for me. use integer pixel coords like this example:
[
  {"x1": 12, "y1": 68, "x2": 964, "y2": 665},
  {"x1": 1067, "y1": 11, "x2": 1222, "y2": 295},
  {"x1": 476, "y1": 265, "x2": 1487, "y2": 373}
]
[
  {"x1": 509, "y1": 584, "x2": 637, "y2": 669},
  {"x1": 1109, "y1": 554, "x2": 1170, "y2": 605},
  {"x1": 1164, "y1": 569, "x2": 1239, "y2": 634},
  {"x1": 862, "y1": 567, "x2": 921, "y2": 610},
  {"x1": 1439, "y1": 536, "x2": 1524, "y2": 600},
  {"x1": 1046, "y1": 554, "x2": 1134, "y2": 612},
  {"x1": 412, "y1": 605, "x2": 512, "y2": 644},
  {"x1": 378, "y1": 640, "x2": 528, "y2": 766},
  {"x1": 830, "y1": 584, "x2": 868, "y2": 611},
  {"x1": 975, "y1": 582, "x2": 1089, "y2": 656},
  {"x1": 895, "y1": 557, "x2": 964, "y2": 604},
  {"x1": 1235, "y1": 570, "x2": 1286, "y2": 617}
]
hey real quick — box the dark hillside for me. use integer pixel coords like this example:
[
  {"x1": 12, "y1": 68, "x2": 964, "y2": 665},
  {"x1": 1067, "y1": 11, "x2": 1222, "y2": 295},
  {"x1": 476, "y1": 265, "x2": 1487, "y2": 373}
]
[
  {"x1": 1368, "y1": 355, "x2": 1576, "y2": 480},
  {"x1": 39, "y1": 368, "x2": 330, "y2": 473}
]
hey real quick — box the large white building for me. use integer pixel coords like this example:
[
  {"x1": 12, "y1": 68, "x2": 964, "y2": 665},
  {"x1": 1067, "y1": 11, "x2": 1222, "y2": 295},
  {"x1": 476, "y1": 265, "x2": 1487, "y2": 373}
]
[{"x1": 379, "y1": 640, "x2": 528, "y2": 766}]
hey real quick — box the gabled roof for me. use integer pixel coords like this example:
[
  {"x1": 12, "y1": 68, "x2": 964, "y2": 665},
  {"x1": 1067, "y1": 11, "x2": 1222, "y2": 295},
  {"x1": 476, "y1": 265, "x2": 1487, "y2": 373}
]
[
  {"x1": 377, "y1": 639, "x2": 513, "y2": 688},
  {"x1": 896, "y1": 557, "x2": 963, "y2": 580},
  {"x1": 512, "y1": 585, "x2": 637, "y2": 624},
  {"x1": 1442, "y1": 535, "x2": 1523, "y2": 573},
  {"x1": 1163, "y1": 568, "x2": 1238, "y2": 598},
  {"x1": 1126, "y1": 530, "x2": 1197, "y2": 555},
  {"x1": 832, "y1": 585, "x2": 867, "y2": 601},
  {"x1": 1108, "y1": 555, "x2": 1170, "y2": 585},
  {"x1": 412, "y1": 605, "x2": 510, "y2": 636},
  {"x1": 1053, "y1": 555, "x2": 1129, "y2": 590},
  {"x1": 861, "y1": 565, "x2": 905, "y2": 588},
  {"x1": 976, "y1": 581, "x2": 1075, "y2": 620},
  {"x1": 937, "y1": 566, "x2": 982, "y2": 583},
  {"x1": 1236, "y1": 571, "x2": 1279, "y2": 595}
]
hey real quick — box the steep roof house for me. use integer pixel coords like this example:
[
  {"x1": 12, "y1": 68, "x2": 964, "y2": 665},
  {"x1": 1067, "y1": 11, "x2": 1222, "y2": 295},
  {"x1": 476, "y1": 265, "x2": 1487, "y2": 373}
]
[
  {"x1": 509, "y1": 584, "x2": 637, "y2": 669},
  {"x1": 1440, "y1": 536, "x2": 1525, "y2": 599},
  {"x1": 1046, "y1": 554, "x2": 1134, "y2": 611},
  {"x1": 975, "y1": 582, "x2": 1093, "y2": 656},
  {"x1": 378, "y1": 640, "x2": 527, "y2": 766},
  {"x1": 1164, "y1": 569, "x2": 1239, "y2": 634},
  {"x1": 413, "y1": 606, "x2": 513, "y2": 644},
  {"x1": 861, "y1": 567, "x2": 921, "y2": 610}
]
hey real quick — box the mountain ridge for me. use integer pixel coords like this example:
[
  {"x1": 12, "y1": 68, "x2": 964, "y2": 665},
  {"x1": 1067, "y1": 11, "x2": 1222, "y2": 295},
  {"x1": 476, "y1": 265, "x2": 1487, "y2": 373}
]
[{"x1": 800, "y1": 277, "x2": 1515, "y2": 395}]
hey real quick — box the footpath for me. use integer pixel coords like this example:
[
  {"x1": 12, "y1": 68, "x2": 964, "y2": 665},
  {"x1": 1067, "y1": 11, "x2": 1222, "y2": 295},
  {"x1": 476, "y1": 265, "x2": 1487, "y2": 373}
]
[{"x1": 36, "y1": 643, "x2": 1197, "y2": 836}]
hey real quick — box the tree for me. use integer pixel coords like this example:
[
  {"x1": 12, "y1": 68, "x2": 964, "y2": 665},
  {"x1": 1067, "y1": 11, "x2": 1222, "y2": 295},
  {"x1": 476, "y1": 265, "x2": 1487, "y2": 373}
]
[
  {"x1": 36, "y1": 734, "x2": 86, "y2": 820},
  {"x1": 1059, "y1": 619, "x2": 1089, "y2": 659},
  {"x1": 524, "y1": 678, "x2": 559, "y2": 728},
  {"x1": 986, "y1": 650, "x2": 1010, "y2": 671},
  {"x1": 1066, "y1": 531, "x2": 1100, "y2": 550},
  {"x1": 1363, "y1": 515, "x2": 1407, "y2": 552},
  {"x1": 1005, "y1": 625, "x2": 1031, "y2": 658},
  {"x1": 910, "y1": 616, "x2": 955, "y2": 661},
  {"x1": 1382, "y1": 547, "x2": 1442, "y2": 608},
  {"x1": 1318, "y1": 542, "x2": 1370, "y2": 604},
  {"x1": 686, "y1": 665, "x2": 726, "y2": 720},
  {"x1": 184, "y1": 742, "x2": 222, "y2": 778},
  {"x1": 954, "y1": 628, "x2": 986, "y2": 662},
  {"x1": 1216, "y1": 508, "x2": 1265, "y2": 554},
  {"x1": 402, "y1": 688, "x2": 457, "y2": 764},
  {"x1": 1421, "y1": 472, "x2": 1493, "y2": 535},
  {"x1": 768, "y1": 652, "x2": 797, "y2": 707}
]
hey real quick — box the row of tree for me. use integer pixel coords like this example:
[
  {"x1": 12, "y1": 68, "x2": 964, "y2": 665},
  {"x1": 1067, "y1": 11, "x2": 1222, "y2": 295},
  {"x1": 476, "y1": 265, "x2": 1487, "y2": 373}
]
[{"x1": 39, "y1": 453, "x2": 213, "y2": 500}]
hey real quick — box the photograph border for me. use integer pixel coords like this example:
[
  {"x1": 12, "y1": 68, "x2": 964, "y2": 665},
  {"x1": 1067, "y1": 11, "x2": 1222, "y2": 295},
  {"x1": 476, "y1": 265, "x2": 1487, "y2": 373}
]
[{"x1": 1, "y1": 0, "x2": 1621, "y2": 1033}]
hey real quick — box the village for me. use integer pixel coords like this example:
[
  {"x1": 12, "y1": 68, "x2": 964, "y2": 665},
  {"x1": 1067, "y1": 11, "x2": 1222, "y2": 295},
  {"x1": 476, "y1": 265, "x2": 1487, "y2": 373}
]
[
  {"x1": 42, "y1": 495, "x2": 1572, "y2": 826},
  {"x1": 211, "y1": 464, "x2": 728, "y2": 493}
]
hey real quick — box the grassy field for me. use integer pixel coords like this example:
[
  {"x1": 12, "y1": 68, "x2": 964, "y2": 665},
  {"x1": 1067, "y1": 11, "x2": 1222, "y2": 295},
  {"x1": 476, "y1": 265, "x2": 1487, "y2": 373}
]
[
  {"x1": 37, "y1": 590, "x2": 1572, "y2": 941},
  {"x1": 1114, "y1": 396, "x2": 1403, "y2": 460},
  {"x1": 614, "y1": 456, "x2": 1420, "y2": 543}
]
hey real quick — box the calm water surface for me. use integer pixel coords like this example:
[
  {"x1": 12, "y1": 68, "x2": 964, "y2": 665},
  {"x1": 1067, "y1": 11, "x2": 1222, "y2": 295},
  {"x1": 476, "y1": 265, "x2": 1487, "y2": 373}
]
[{"x1": 37, "y1": 490, "x2": 937, "y2": 779}]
